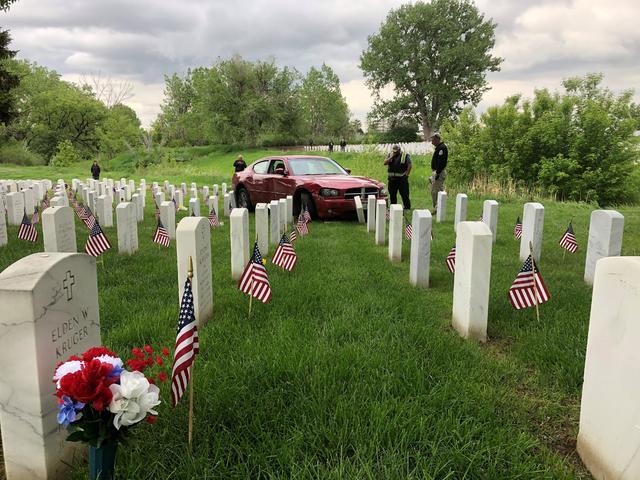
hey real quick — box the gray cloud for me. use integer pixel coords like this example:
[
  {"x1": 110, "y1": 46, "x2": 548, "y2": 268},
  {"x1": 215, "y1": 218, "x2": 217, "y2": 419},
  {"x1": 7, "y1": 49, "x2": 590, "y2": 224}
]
[{"x1": 4, "y1": 0, "x2": 639, "y2": 127}]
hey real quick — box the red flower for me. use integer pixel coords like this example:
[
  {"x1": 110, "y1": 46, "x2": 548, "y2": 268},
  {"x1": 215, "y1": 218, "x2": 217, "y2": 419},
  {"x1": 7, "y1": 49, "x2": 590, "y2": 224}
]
[
  {"x1": 82, "y1": 347, "x2": 117, "y2": 361},
  {"x1": 143, "y1": 345, "x2": 153, "y2": 354},
  {"x1": 158, "y1": 372, "x2": 168, "y2": 382},
  {"x1": 132, "y1": 348, "x2": 144, "y2": 359},
  {"x1": 155, "y1": 356, "x2": 163, "y2": 366},
  {"x1": 57, "y1": 359, "x2": 115, "y2": 411},
  {"x1": 145, "y1": 415, "x2": 157, "y2": 424},
  {"x1": 126, "y1": 358, "x2": 147, "y2": 372},
  {"x1": 145, "y1": 357, "x2": 153, "y2": 367},
  {"x1": 146, "y1": 376, "x2": 156, "y2": 385},
  {"x1": 161, "y1": 347, "x2": 170, "y2": 357}
]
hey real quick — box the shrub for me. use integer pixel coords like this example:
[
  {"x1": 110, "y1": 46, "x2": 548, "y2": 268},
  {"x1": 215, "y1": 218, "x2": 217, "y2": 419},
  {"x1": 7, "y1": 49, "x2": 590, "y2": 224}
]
[
  {"x1": 50, "y1": 140, "x2": 81, "y2": 167},
  {"x1": 0, "y1": 140, "x2": 46, "y2": 166}
]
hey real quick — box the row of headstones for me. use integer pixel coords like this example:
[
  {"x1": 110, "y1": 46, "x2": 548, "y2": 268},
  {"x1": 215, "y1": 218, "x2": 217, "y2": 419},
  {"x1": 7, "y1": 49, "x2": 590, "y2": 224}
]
[
  {"x1": 304, "y1": 142, "x2": 435, "y2": 155},
  {"x1": 0, "y1": 205, "x2": 635, "y2": 479}
]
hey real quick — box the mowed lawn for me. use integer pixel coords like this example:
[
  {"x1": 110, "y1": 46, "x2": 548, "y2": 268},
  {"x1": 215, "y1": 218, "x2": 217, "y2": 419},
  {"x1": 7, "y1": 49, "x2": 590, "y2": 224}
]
[{"x1": 1, "y1": 149, "x2": 639, "y2": 478}]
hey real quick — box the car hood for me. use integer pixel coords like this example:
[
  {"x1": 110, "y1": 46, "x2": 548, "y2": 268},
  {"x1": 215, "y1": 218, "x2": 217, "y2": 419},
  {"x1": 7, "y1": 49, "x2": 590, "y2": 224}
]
[{"x1": 302, "y1": 175, "x2": 383, "y2": 188}]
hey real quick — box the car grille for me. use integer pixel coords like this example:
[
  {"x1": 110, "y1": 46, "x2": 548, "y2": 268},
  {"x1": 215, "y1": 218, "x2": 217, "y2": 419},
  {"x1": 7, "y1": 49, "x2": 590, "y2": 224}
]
[{"x1": 344, "y1": 187, "x2": 380, "y2": 199}]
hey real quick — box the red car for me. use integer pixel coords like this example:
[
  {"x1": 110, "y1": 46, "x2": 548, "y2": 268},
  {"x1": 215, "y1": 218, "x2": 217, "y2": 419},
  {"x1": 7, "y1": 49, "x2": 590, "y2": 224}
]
[{"x1": 232, "y1": 155, "x2": 386, "y2": 219}]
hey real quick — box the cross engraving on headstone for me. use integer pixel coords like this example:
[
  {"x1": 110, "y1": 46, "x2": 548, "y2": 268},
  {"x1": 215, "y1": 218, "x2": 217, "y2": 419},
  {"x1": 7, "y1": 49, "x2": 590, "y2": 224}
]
[{"x1": 63, "y1": 270, "x2": 75, "y2": 301}]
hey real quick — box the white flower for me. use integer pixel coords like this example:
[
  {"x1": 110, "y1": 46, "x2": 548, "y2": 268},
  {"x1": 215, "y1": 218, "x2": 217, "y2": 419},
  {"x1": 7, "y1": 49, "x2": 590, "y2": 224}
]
[
  {"x1": 53, "y1": 360, "x2": 82, "y2": 387},
  {"x1": 95, "y1": 354, "x2": 123, "y2": 370},
  {"x1": 108, "y1": 371, "x2": 161, "y2": 430}
]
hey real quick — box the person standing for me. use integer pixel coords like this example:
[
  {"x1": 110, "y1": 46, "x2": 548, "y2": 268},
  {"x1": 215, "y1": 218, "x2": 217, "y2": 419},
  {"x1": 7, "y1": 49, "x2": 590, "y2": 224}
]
[
  {"x1": 90, "y1": 160, "x2": 101, "y2": 180},
  {"x1": 233, "y1": 154, "x2": 247, "y2": 172},
  {"x1": 430, "y1": 133, "x2": 447, "y2": 212},
  {"x1": 340, "y1": 138, "x2": 347, "y2": 152},
  {"x1": 328, "y1": 141, "x2": 334, "y2": 153},
  {"x1": 384, "y1": 144, "x2": 412, "y2": 210}
]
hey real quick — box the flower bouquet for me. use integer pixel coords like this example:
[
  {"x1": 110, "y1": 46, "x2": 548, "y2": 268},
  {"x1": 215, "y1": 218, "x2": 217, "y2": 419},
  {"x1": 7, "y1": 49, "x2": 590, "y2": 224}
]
[{"x1": 53, "y1": 345, "x2": 169, "y2": 480}]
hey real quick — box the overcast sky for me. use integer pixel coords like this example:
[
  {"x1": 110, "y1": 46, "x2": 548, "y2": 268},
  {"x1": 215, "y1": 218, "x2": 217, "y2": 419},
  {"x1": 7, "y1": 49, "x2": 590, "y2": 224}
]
[{"x1": 4, "y1": 0, "x2": 639, "y2": 128}]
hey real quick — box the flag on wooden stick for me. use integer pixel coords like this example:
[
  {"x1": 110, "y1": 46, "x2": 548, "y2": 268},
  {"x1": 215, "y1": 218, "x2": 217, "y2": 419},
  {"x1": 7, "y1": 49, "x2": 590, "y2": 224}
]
[
  {"x1": 514, "y1": 216, "x2": 522, "y2": 240},
  {"x1": 446, "y1": 245, "x2": 456, "y2": 273},
  {"x1": 508, "y1": 255, "x2": 550, "y2": 310},
  {"x1": 31, "y1": 206, "x2": 40, "y2": 225},
  {"x1": 272, "y1": 233, "x2": 297, "y2": 271},
  {"x1": 559, "y1": 221, "x2": 578, "y2": 253},
  {"x1": 238, "y1": 242, "x2": 272, "y2": 303},
  {"x1": 170, "y1": 276, "x2": 199, "y2": 407},
  {"x1": 404, "y1": 220, "x2": 412, "y2": 240},
  {"x1": 296, "y1": 213, "x2": 309, "y2": 236},
  {"x1": 17, "y1": 211, "x2": 38, "y2": 242},
  {"x1": 290, "y1": 229, "x2": 297, "y2": 244},
  {"x1": 153, "y1": 218, "x2": 171, "y2": 247},
  {"x1": 303, "y1": 206, "x2": 312, "y2": 224},
  {"x1": 208, "y1": 207, "x2": 219, "y2": 227},
  {"x1": 84, "y1": 222, "x2": 111, "y2": 257}
]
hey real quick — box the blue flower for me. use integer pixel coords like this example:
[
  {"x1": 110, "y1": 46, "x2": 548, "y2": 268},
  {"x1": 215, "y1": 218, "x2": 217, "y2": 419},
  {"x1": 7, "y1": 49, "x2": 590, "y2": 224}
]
[
  {"x1": 56, "y1": 396, "x2": 85, "y2": 427},
  {"x1": 108, "y1": 364, "x2": 124, "y2": 381}
]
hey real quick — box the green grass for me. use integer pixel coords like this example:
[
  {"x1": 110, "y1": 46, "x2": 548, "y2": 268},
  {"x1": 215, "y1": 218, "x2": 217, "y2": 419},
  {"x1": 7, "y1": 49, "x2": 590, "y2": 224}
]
[{"x1": 1, "y1": 149, "x2": 639, "y2": 478}]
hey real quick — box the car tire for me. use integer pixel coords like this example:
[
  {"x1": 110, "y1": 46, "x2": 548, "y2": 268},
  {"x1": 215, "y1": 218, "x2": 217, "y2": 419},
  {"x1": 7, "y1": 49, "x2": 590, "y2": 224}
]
[
  {"x1": 300, "y1": 192, "x2": 317, "y2": 219},
  {"x1": 236, "y1": 187, "x2": 253, "y2": 211}
]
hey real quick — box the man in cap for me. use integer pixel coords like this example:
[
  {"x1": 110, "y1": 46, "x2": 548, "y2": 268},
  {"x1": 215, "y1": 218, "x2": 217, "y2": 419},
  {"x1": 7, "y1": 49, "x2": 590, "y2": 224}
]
[
  {"x1": 383, "y1": 144, "x2": 412, "y2": 210},
  {"x1": 430, "y1": 133, "x2": 447, "y2": 213}
]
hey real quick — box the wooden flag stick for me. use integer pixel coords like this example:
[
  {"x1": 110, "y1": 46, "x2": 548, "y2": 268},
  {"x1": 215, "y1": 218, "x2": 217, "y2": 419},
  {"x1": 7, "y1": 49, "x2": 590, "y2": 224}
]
[
  {"x1": 529, "y1": 241, "x2": 540, "y2": 322},
  {"x1": 248, "y1": 279, "x2": 254, "y2": 317},
  {"x1": 187, "y1": 256, "x2": 195, "y2": 453}
]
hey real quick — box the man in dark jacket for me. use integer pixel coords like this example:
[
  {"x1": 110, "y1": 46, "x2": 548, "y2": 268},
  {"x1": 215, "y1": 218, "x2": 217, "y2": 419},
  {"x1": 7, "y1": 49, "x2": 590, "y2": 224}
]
[
  {"x1": 430, "y1": 133, "x2": 447, "y2": 211},
  {"x1": 384, "y1": 144, "x2": 412, "y2": 210},
  {"x1": 233, "y1": 155, "x2": 247, "y2": 172},
  {"x1": 91, "y1": 160, "x2": 101, "y2": 180}
]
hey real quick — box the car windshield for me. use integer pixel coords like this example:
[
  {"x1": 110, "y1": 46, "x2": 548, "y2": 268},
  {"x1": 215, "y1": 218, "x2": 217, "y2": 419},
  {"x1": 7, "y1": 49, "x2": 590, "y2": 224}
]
[{"x1": 287, "y1": 157, "x2": 347, "y2": 175}]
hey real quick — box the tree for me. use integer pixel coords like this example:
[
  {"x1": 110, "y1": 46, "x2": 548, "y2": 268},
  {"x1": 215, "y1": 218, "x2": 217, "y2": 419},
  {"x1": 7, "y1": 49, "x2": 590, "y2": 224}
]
[
  {"x1": 79, "y1": 72, "x2": 134, "y2": 108},
  {"x1": 97, "y1": 103, "x2": 142, "y2": 158},
  {"x1": 0, "y1": 30, "x2": 19, "y2": 126},
  {"x1": 360, "y1": 0, "x2": 502, "y2": 139}
]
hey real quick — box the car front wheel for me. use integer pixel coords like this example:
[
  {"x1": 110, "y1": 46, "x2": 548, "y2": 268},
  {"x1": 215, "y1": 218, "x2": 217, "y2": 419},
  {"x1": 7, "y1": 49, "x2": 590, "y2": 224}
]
[{"x1": 236, "y1": 187, "x2": 253, "y2": 211}]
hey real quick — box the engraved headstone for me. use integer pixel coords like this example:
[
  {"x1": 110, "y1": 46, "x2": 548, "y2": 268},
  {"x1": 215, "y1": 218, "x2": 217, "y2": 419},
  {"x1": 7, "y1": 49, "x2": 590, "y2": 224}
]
[
  {"x1": 42, "y1": 206, "x2": 76, "y2": 253},
  {"x1": 116, "y1": 202, "x2": 138, "y2": 254},
  {"x1": 230, "y1": 208, "x2": 250, "y2": 280}
]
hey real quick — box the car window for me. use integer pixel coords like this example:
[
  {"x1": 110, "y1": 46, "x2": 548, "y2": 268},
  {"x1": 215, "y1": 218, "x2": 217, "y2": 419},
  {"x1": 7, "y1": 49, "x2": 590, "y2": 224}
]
[
  {"x1": 253, "y1": 160, "x2": 269, "y2": 174},
  {"x1": 287, "y1": 157, "x2": 347, "y2": 175},
  {"x1": 267, "y1": 159, "x2": 286, "y2": 174}
]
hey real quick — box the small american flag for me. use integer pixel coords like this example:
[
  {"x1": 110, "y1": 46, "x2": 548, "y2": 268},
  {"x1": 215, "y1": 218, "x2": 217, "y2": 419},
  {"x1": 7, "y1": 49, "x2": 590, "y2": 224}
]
[
  {"x1": 296, "y1": 213, "x2": 309, "y2": 236},
  {"x1": 84, "y1": 222, "x2": 111, "y2": 257},
  {"x1": 172, "y1": 197, "x2": 178, "y2": 211},
  {"x1": 208, "y1": 207, "x2": 219, "y2": 227},
  {"x1": 559, "y1": 222, "x2": 578, "y2": 253},
  {"x1": 42, "y1": 196, "x2": 50, "y2": 210},
  {"x1": 31, "y1": 207, "x2": 40, "y2": 225},
  {"x1": 508, "y1": 255, "x2": 550, "y2": 309},
  {"x1": 446, "y1": 245, "x2": 456, "y2": 273},
  {"x1": 272, "y1": 233, "x2": 297, "y2": 271},
  {"x1": 303, "y1": 206, "x2": 312, "y2": 224},
  {"x1": 170, "y1": 276, "x2": 199, "y2": 407},
  {"x1": 290, "y1": 229, "x2": 297, "y2": 244},
  {"x1": 405, "y1": 222, "x2": 412, "y2": 240},
  {"x1": 238, "y1": 242, "x2": 272, "y2": 303},
  {"x1": 18, "y1": 211, "x2": 38, "y2": 242},
  {"x1": 514, "y1": 216, "x2": 522, "y2": 240},
  {"x1": 153, "y1": 218, "x2": 170, "y2": 247}
]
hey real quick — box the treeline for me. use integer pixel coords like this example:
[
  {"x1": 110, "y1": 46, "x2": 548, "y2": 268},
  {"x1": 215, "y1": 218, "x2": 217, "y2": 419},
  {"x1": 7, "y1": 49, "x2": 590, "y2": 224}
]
[
  {"x1": 442, "y1": 74, "x2": 640, "y2": 206},
  {"x1": 152, "y1": 56, "x2": 358, "y2": 147},
  {"x1": 0, "y1": 60, "x2": 143, "y2": 166}
]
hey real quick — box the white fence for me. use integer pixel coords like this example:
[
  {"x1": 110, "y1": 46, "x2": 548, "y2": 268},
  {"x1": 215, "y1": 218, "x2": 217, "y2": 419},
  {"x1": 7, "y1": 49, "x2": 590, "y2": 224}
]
[{"x1": 304, "y1": 142, "x2": 434, "y2": 156}]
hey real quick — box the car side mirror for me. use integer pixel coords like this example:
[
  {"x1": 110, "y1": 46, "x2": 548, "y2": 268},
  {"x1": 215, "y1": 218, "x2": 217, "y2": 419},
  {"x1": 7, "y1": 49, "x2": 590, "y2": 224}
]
[
  {"x1": 274, "y1": 167, "x2": 286, "y2": 175},
  {"x1": 345, "y1": 169, "x2": 351, "y2": 174}
]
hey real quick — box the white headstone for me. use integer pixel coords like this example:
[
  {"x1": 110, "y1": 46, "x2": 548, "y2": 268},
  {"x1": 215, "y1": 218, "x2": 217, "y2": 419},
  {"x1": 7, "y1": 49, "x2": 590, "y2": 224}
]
[
  {"x1": 454, "y1": 193, "x2": 467, "y2": 232},
  {"x1": 222, "y1": 183, "x2": 227, "y2": 196},
  {"x1": 154, "y1": 192, "x2": 164, "y2": 207},
  {"x1": 213, "y1": 184, "x2": 219, "y2": 196},
  {"x1": 354, "y1": 196, "x2": 365, "y2": 224},
  {"x1": 132, "y1": 193, "x2": 143, "y2": 222},
  {"x1": 367, "y1": 195, "x2": 376, "y2": 233},
  {"x1": 0, "y1": 252, "x2": 101, "y2": 480},
  {"x1": 269, "y1": 200, "x2": 280, "y2": 245},
  {"x1": 22, "y1": 188, "x2": 36, "y2": 216},
  {"x1": 388, "y1": 204, "x2": 403, "y2": 261},
  {"x1": 375, "y1": 200, "x2": 386, "y2": 246},
  {"x1": 189, "y1": 197, "x2": 201, "y2": 217},
  {"x1": 278, "y1": 198, "x2": 287, "y2": 230},
  {"x1": 409, "y1": 210, "x2": 432, "y2": 288},
  {"x1": 116, "y1": 202, "x2": 138, "y2": 254},
  {"x1": 584, "y1": 210, "x2": 624, "y2": 285},
  {"x1": 482, "y1": 200, "x2": 499, "y2": 244},
  {"x1": 286, "y1": 195, "x2": 293, "y2": 223},
  {"x1": 519, "y1": 202, "x2": 544, "y2": 262},
  {"x1": 42, "y1": 206, "x2": 76, "y2": 253},
  {"x1": 577, "y1": 256, "x2": 640, "y2": 479},
  {"x1": 255, "y1": 203, "x2": 269, "y2": 256},
  {"x1": 5, "y1": 191, "x2": 24, "y2": 225},
  {"x1": 230, "y1": 208, "x2": 250, "y2": 280},
  {"x1": 175, "y1": 189, "x2": 184, "y2": 209},
  {"x1": 229, "y1": 191, "x2": 236, "y2": 209},
  {"x1": 190, "y1": 188, "x2": 198, "y2": 200},
  {"x1": 452, "y1": 221, "x2": 493, "y2": 342},
  {"x1": 436, "y1": 191, "x2": 447, "y2": 223},
  {"x1": 160, "y1": 201, "x2": 176, "y2": 239},
  {"x1": 202, "y1": 186, "x2": 209, "y2": 202},
  {"x1": 0, "y1": 204, "x2": 6, "y2": 247},
  {"x1": 223, "y1": 193, "x2": 231, "y2": 217},
  {"x1": 176, "y1": 217, "x2": 213, "y2": 324},
  {"x1": 97, "y1": 195, "x2": 113, "y2": 227}
]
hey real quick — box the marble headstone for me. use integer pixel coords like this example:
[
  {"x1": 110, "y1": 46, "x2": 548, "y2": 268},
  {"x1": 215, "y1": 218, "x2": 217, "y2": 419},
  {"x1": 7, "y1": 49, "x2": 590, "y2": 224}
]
[
  {"x1": 269, "y1": 200, "x2": 280, "y2": 245},
  {"x1": 354, "y1": 196, "x2": 365, "y2": 224},
  {"x1": 255, "y1": 203, "x2": 269, "y2": 256},
  {"x1": 0, "y1": 253, "x2": 101, "y2": 480},
  {"x1": 388, "y1": 204, "x2": 403, "y2": 261},
  {"x1": 454, "y1": 193, "x2": 467, "y2": 232},
  {"x1": 375, "y1": 200, "x2": 386, "y2": 246},
  {"x1": 584, "y1": 210, "x2": 624, "y2": 285},
  {"x1": 230, "y1": 208, "x2": 250, "y2": 280},
  {"x1": 116, "y1": 202, "x2": 138, "y2": 254},
  {"x1": 482, "y1": 200, "x2": 499, "y2": 244},
  {"x1": 409, "y1": 210, "x2": 431, "y2": 288},
  {"x1": 160, "y1": 201, "x2": 176, "y2": 239},
  {"x1": 42, "y1": 206, "x2": 76, "y2": 253},
  {"x1": 519, "y1": 202, "x2": 544, "y2": 262},
  {"x1": 436, "y1": 191, "x2": 447, "y2": 223},
  {"x1": 366, "y1": 195, "x2": 376, "y2": 233}
]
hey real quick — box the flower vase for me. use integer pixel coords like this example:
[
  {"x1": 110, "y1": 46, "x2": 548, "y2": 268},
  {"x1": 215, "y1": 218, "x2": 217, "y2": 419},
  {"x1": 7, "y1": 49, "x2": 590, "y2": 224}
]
[{"x1": 89, "y1": 443, "x2": 117, "y2": 480}]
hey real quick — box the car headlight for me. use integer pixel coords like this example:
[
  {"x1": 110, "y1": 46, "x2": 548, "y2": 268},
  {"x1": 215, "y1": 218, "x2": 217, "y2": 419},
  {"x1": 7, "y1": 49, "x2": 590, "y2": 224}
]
[{"x1": 319, "y1": 188, "x2": 340, "y2": 197}]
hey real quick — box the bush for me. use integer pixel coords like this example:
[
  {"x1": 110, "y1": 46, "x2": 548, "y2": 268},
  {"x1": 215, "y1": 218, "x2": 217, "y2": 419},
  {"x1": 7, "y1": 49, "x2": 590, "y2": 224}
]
[
  {"x1": 50, "y1": 140, "x2": 81, "y2": 167},
  {"x1": 0, "y1": 140, "x2": 46, "y2": 165}
]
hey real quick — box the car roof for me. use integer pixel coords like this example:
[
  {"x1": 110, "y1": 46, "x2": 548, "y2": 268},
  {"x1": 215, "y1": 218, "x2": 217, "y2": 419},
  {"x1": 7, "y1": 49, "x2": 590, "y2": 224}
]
[{"x1": 253, "y1": 155, "x2": 331, "y2": 162}]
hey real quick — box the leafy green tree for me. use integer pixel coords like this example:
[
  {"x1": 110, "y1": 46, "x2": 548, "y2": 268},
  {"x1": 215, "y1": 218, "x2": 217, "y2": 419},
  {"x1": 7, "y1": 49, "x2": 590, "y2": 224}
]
[
  {"x1": 0, "y1": 30, "x2": 19, "y2": 125},
  {"x1": 360, "y1": 0, "x2": 501, "y2": 139},
  {"x1": 97, "y1": 103, "x2": 142, "y2": 158},
  {"x1": 50, "y1": 139, "x2": 81, "y2": 167},
  {"x1": 299, "y1": 64, "x2": 350, "y2": 139}
]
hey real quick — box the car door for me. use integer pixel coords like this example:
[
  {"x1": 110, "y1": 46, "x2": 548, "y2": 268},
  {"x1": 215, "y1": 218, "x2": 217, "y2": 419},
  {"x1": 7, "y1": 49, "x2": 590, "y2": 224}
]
[
  {"x1": 269, "y1": 158, "x2": 296, "y2": 199},
  {"x1": 249, "y1": 159, "x2": 271, "y2": 204}
]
